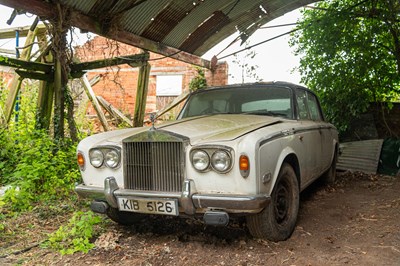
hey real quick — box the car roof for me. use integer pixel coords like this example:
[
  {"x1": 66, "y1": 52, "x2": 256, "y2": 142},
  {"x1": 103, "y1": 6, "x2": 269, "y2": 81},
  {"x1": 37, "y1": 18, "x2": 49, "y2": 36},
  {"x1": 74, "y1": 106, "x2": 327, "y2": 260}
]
[{"x1": 195, "y1": 81, "x2": 309, "y2": 93}]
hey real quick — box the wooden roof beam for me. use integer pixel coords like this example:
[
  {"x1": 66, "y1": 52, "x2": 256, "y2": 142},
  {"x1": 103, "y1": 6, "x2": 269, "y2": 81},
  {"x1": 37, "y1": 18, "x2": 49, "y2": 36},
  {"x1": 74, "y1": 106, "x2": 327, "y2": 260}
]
[
  {"x1": 0, "y1": 0, "x2": 213, "y2": 69},
  {"x1": 0, "y1": 24, "x2": 47, "y2": 39}
]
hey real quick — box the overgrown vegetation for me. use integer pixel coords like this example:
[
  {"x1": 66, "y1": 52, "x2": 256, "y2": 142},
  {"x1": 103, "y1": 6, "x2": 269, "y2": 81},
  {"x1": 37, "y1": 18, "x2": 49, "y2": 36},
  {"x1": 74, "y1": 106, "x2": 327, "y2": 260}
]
[
  {"x1": 41, "y1": 211, "x2": 102, "y2": 255},
  {"x1": 189, "y1": 67, "x2": 207, "y2": 92},
  {"x1": 0, "y1": 77, "x2": 101, "y2": 255},
  {"x1": 290, "y1": 0, "x2": 400, "y2": 133}
]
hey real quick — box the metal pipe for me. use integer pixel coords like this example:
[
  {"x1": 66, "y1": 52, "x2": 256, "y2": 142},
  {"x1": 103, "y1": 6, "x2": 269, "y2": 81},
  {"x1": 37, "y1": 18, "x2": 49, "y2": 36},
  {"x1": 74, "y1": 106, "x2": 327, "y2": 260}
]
[{"x1": 15, "y1": 30, "x2": 20, "y2": 124}]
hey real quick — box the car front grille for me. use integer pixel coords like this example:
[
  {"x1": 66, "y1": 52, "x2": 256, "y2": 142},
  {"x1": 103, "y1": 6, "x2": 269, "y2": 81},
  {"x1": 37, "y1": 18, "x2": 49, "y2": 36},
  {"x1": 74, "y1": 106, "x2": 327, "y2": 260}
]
[{"x1": 123, "y1": 141, "x2": 185, "y2": 192}]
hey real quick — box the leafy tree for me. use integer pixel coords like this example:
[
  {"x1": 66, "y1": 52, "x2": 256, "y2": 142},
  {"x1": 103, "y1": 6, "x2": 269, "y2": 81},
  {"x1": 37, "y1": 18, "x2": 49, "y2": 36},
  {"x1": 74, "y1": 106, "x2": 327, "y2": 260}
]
[{"x1": 290, "y1": 0, "x2": 400, "y2": 132}]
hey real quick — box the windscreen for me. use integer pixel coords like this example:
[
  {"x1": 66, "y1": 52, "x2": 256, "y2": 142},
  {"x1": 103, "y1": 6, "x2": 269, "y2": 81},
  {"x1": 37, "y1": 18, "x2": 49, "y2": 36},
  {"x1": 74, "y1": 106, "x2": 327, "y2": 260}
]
[{"x1": 178, "y1": 86, "x2": 293, "y2": 119}]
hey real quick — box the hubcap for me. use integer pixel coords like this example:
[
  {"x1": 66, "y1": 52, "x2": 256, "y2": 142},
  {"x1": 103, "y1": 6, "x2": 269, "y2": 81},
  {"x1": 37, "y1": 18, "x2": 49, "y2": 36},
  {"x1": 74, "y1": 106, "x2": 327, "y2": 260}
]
[{"x1": 274, "y1": 180, "x2": 290, "y2": 224}]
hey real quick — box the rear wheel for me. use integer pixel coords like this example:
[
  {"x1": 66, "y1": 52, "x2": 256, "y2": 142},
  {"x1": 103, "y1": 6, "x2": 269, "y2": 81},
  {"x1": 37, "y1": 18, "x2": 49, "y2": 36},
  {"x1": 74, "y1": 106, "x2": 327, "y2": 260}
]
[
  {"x1": 246, "y1": 163, "x2": 299, "y2": 241},
  {"x1": 321, "y1": 149, "x2": 338, "y2": 185},
  {"x1": 106, "y1": 207, "x2": 144, "y2": 226}
]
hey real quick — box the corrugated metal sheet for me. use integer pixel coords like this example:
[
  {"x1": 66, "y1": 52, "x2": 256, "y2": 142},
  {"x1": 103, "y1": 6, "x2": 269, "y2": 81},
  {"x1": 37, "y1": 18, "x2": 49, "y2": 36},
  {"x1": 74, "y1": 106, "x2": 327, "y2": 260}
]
[
  {"x1": 2, "y1": 0, "x2": 318, "y2": 65},
  {"x1": 337, "y1": 139, "x2": 384, "y2": 174},
  {"x1": 44, "y1": 0, "x2": 317, "y2": 56}
]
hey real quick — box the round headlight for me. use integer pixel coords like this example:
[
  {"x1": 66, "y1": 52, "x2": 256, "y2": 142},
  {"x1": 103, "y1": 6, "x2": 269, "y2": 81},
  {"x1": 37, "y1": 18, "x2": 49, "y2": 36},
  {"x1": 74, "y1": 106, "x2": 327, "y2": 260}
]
[
  {"x1": 192, "y1": 150, "x2": 210, "y2": 171},
  {"x1": 89, "y1": 149, "x2": 104, "y2": 168},
  {"x1": 105, "y1": 149, "x2": 120, "y2": 168},
  {"x1": 211, "y1": 150, "x2": 231, "y2": 172}
]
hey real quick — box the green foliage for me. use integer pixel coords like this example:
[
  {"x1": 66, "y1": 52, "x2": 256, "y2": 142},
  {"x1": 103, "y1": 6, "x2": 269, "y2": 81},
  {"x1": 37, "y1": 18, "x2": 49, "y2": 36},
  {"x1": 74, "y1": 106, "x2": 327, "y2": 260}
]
[
  {"x1": 1, "y1": 130, "x2": 81, "y2": 212},
  {"x1": 189, "y1": 67, "x2": 207, "y2": 92},
  {"x1": 0, "y1": 82, "x2": 81, "y2": 212},
  {"x1": 42, "y1": 211, "x2": 101, "y2": 255},
  {"x1": 290, "y1": 0, "x2": 400, "y2": 132}
]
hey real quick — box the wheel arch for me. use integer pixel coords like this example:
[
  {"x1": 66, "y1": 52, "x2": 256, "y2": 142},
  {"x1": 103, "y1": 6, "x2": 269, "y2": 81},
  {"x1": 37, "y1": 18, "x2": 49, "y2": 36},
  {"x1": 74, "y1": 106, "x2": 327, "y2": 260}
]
[
  {"x1": 282, "y1": 154, "x2": 301, "y2": 189},
  {"x1": 266, "y1": 147, "x2": 301, "y2": 195}
]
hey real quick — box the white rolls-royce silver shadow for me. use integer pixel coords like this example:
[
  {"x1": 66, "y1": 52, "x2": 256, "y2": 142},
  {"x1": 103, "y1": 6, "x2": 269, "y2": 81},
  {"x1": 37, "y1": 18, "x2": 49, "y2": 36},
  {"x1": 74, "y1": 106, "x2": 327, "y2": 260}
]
[{"x1": 75, "y1": 81, "x2": 339, "y2": 241}]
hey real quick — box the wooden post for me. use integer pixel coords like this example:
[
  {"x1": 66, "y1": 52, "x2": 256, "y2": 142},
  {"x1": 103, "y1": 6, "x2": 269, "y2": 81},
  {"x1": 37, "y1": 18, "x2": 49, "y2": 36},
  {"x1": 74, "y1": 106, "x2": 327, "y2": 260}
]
[
  {"x1": 80, "y1": 74, "x2": 109, "y2": 131},
  {"x1": 97, "y1": 96, "x2": 133, "y2": 127},
  {"x1": 53, "y1": 59, "x2": 64, "y2": 138},
  {"x1": 36, "y1": 33, "x2": 54, "y2": 130},
  {"x1": 1, "y1": 26, "x2": 39, "y2": 125},
  {"x1": 133, "y1": 60, "x2": 151, "y2": 127}
]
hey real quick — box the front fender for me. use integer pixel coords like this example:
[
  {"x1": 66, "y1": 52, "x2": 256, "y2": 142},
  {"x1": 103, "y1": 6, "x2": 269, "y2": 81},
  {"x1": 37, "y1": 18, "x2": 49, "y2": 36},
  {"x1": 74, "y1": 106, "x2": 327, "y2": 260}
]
[{"x1": 258, "y1": 137, "x2": 298, "y2": 196}]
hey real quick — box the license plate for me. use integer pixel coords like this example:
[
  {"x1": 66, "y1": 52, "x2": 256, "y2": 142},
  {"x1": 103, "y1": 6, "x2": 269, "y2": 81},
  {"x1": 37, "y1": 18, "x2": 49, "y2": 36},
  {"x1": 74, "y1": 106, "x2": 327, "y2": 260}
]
[{"x1": 117, "y1": 197, "x2": 178, "y2": 216}]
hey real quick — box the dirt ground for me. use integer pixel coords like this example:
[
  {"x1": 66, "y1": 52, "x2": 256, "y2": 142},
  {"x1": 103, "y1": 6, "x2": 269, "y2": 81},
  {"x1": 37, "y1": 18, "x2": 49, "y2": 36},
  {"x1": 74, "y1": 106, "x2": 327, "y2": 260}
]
[{"x1": 1, "y1": 171, "x2": 400, "y2": 266}]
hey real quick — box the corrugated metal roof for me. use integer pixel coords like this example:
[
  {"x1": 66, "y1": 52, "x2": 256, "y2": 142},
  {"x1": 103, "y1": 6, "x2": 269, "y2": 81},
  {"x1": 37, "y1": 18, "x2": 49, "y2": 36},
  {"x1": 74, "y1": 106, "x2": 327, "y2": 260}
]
[
  {"x1": 337, "y1": 139, "x2": 384, "y2": 174},
  {"x1": 0, "y1": 0, "x2": 317, "y2": 66}
]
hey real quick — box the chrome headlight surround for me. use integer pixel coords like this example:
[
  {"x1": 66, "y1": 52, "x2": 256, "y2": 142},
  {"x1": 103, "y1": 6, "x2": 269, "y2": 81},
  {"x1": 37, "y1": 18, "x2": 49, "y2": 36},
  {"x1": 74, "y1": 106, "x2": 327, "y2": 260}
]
[
  {"x1": 104, "y1": 149, "x2": 121, "y2": 168},
  {"x1": 190, "y1": 146, "x2": 233, "y2": 173},
  {"x1": 211, "y1": 150, "x2": 232, "y2": 173},
  {"x1": 191, "y1": 149, "x2": 210, "y2": 172},
  {"x1": 89, "y1": 146, "x2": 121, "y2": 169}
]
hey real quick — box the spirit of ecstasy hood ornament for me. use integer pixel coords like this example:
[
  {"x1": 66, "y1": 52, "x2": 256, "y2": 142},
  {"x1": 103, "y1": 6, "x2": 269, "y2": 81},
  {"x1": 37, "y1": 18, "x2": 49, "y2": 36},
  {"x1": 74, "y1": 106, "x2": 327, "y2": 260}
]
[{"x1": 149, "y1": 113, "x2": 157, "y2": 130}]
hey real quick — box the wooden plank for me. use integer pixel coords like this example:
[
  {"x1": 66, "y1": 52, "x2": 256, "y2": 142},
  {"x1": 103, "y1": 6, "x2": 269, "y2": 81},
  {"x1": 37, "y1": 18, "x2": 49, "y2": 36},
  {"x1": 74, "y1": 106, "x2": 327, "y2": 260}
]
[
  {"x1": 0, "y1": 55, "x2": 53, "y2": 73},
  {"x1": 1, "y1": 26, "x2": 38, "y2": 125},
  {"x1": 15, "y1": 69, "x2": 52, "y2": 81},
  {"x1": 0, "y1": 24, "x2": 47, "y2": 39},
  {"x1": 0, "y1": 48, "x2": 15, "y2": 55},
  {"x1": 89, "y1": 75, "x2": 101, "y2": 86},
  {"x1": 36, "y1": 80, "x2": 54, "y2": 130},
  {"x1": 155, "y1": 91, "x2": 190, "y2": 118},
  {"x1": 80, "y1": 74, "x2": 109, "y2": 131},
  {"x1": 97, "y1": 96, "x2": 133, "y2": 127},
  {"x1": 133, "y1": 62, "x2": 151, "y2": 127},
  {"x1": 70, "y1": 53, "x2": 149, "y2": 78},
  {"x1": 36, "y1": 33, "x2": 53, "y2": 130}
]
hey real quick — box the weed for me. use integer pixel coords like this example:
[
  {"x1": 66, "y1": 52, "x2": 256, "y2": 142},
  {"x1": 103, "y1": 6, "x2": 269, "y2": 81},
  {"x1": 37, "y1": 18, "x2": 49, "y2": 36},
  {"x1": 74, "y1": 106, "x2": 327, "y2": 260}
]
[{"x1": 42, "y1": 211, "x2": 102, "y2": 255}]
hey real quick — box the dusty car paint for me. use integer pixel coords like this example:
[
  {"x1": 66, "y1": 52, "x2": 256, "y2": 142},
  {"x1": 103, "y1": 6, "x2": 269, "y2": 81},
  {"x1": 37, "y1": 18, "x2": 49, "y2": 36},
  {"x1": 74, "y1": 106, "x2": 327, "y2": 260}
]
[{"x1": 75, "y1": 81, "x2": 339, "y2": 241}]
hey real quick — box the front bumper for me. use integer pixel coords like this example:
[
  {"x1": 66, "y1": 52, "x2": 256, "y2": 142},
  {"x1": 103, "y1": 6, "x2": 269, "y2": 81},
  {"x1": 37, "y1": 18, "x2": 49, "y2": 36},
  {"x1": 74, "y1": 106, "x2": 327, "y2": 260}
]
[{"x1": 75, "y1": 177, "x2": 270, "y2": 215}]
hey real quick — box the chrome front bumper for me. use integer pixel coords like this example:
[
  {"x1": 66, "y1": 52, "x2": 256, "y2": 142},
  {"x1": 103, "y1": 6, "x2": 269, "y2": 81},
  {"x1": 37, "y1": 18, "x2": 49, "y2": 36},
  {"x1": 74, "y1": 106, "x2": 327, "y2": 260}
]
[{"x1": 75, "y1": 177, "x2": 270, "y2": 215}]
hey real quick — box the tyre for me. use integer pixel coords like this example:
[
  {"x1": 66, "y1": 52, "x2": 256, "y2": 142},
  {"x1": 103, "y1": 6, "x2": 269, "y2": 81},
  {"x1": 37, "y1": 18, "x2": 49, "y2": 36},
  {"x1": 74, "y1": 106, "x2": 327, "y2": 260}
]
[
  {"x1": 106, "y1": 207, "x2": 144, "y2": 226},
  {"x1": 246, "y1": 163, "x2": 299, "y2": 241},
  {"x1": 321, "y1": 149, "x2": 338, "y2": 185}
]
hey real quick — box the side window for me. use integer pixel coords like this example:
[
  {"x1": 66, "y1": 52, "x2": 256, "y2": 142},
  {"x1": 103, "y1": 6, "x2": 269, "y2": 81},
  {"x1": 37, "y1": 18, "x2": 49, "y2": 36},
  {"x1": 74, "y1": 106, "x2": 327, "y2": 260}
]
[
  {"x1": 296, "y1": 89, "x2": 310, "y2": 120},
  {"x1": 307, "y1": 93, "x2": 322, "y2": 121}
]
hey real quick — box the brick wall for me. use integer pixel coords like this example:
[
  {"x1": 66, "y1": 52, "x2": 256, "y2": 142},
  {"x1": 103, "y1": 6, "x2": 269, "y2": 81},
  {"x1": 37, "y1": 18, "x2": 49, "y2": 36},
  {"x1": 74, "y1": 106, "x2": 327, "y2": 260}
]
[
  {"x1": 75, "y1": 36, "x2": 228, "y2": 118},
  {"x1": 0, "y1": 66, "x2": 16, "y2": 88}
]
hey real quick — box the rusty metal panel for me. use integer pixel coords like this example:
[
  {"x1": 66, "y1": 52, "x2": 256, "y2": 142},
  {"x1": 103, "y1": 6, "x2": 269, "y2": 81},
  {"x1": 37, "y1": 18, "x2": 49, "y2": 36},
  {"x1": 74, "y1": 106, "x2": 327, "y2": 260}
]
[
  {"x1": 179, "y1": 11, "x2": 230, "y2": 53},
  {"x1": 162, "y1": 1, "x2": 232, "y2": 48},
  {"x1": 119, "y1": 0, "x2": 171, "y2": 35},
  {"x1": 3, "y1": 0, "x2": 319, "y2": 58},
  {"x1": 337, "y1": 139, "x2": 384, "y2": 174},
  {"x1": 141, "y1": 1, "x2": 196, "y2": 42},
  {"x1": 194, "y1": 0, "x2": 316, "y2": 55}
]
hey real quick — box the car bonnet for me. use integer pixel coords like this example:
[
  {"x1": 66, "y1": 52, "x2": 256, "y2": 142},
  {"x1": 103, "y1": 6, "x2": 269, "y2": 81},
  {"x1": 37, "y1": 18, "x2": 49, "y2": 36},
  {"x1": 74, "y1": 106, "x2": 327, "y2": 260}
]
[{"x1": 156, "y1": 114, "x2": 283, "y2": 144}]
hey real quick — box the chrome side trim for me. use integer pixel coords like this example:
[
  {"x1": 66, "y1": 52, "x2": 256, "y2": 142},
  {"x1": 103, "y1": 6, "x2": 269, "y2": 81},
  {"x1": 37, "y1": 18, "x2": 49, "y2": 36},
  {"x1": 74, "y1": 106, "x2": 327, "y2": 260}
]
[
  {"x1": 192, "y1": 194, "x2": 269, "y2": 210},
  {"x1": 75, "y1": 184, "x2": 104, "y2": 199}
]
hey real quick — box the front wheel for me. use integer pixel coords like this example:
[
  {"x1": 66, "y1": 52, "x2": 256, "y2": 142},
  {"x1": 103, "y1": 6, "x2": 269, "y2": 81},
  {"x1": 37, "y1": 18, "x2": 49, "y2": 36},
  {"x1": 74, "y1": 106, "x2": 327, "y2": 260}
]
[{"x1": 246, "y1": 163, "x2": 299, "y2": 241}]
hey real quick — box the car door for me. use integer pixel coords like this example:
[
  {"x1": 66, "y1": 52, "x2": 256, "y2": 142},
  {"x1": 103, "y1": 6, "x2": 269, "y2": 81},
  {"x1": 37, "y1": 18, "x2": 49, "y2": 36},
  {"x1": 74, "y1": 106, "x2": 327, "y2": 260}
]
[
  {"x1": 306, "y1": 92, "x2": 333, "y2": 172},
  {"x1": 295, "y1": 89, "x2": 323, "y2": 185}
]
